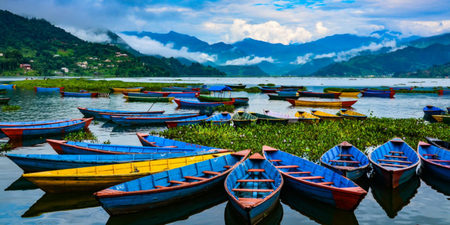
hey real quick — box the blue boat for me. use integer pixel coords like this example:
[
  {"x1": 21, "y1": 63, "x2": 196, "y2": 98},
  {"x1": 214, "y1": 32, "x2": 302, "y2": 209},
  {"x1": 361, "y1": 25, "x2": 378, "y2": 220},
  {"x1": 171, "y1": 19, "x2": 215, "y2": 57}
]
[
  {"x1": 369, "y1": 138, "x2": 420, "y2": 188},
  {"x1": 144, "y1": 91, "x2": 199, "y2": 98},
  {"x1": 423, "y1": 105, "x2": 445, "y2": 116},
  {"x1": 233, "y1": 98, "x2": 249, "y2": 106},
  {"x1": 225, "y1": 153, "x2": 283, "y2": 224},
  {"x1": 1, "y1": 118, "x2": 93, "y2": 139},
  {"x1": 34, "y1": 87, "x2": 63, "y2": 92},
  {"x1": 165, "y1": 112, "x2": 231, "y2": 128},
  {"x1": 136, "y1": 133, "x2": 215, "y2": 150},
  {"x1": 123, "y1": 92, "x2": 162, "y2": 97},
  {"x1": 320, "y1": 142, "x2": 369, "y2": 180},
  {"x1": 418, "y1": 141, "x2": 450, "y2": 181},
  {"x1": 362, "y1": 90, "x2": 394, "y2": 98},
  {"x1": 61, "y1": 91, "x2": 99, "y2": 97},
  {"x1": 6, "y1": 151, "x2": 220, "y2": 172},
  {"x1": 162, "y1": 87, "x2": 197, "y2": 92},
  {"x1": 263, "y1": 146, "x2": 367, "y2": 211},
  {"x1": 77, "y1": 107, "x2": 164, "y2": 119},
  {"x1": 110, "y1": 113, "x2": 200, "y2": 126},
  {"x1": 46, "y1": 139, "x2": 218, "y2": 155},
  {"x1": 0, "y1": 119, "x2": 72, "y2": 129},
  {"x1": 94, "y1": 150, "x2": 250, "y2": 215},
  {"x1": 0, "y1": 84, "x2": 16, "y2": 90},
  {"x1": 206, "y1": 112, "x2": 231, "y2": 125},
  {"x1": 174, "y1": 98, "x2": 234, "y2": 108}
]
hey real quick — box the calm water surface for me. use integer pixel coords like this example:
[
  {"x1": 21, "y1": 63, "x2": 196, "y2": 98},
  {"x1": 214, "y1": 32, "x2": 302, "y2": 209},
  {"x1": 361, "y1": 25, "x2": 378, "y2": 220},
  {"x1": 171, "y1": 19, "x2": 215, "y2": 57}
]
[{"x1": 0, "y1": 77, "x2": 449, "y2": 224}]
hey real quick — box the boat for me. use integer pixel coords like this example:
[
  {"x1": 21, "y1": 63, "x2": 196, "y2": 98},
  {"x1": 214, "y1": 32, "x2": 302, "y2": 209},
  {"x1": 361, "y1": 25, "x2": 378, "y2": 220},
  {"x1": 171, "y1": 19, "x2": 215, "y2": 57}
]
[
  {"x1": 60, "y1": 91, "x2": 99, "y2": 97},
  {"x1": 294, "y1": 111, "x2": 320, "y2": 123},
  {"x1": 337, "y1": 109, "x2": 367, "y2": 120},
  {"x1": 287, "y1": 99, "x2": 357, "y2": 108},
  {"x1": 197, "y1": 95, "x2": 249, "y2": 105},
  {"x1": 419, "y1": 167, "x2": 450, "y2": 196},
  {"x1": 368, "y1": 138, "x2": 420, "y2": 188},
  {"x1": 124, "y1": 95, "x2": 174, "y2": 102},
  {"x1": 0, "y1": 84, "x2": 16, "y2": 89},
  {"x1": 46, "y1": 139, "x2": 217, "y2": 155},
  {"x1": 123, "y1": 92, "x2": 162, "y2": 97},
  {"x1": 438, "y1": 90, "x2": 450, "y2": 95},
  {"x1": 6, "y1": 151, "x2": 222, "y2": 172},
  {"x1": 320, "y1": 142, "x2": 369, "y2": 180},
  {"x1": 417, "y1": 142, "x2": 450, "y2": 181},
  {"x1": 267, "y1": 94, "x2": 299, "y2": 100},
  {"x1": 0, "y1": 119, "x2": 75, "y2": 136},
  {"x1": 110, "y1": 87, "x2": 144, "y2": 93},
  {"x1": 205, "y1": 112, "x2": 232, "y2": 125},
  {"x1": 423, "y1": 105, "x2": 445, "y2": 116},
  {"x1": 263, "y1": 146, "x2": 367, "y2": 211},
  {"x1": 325, "y1": 90, "x2": 360, "y2": 98},
  {"x1": 1, "y1": 118, "x2": 93, "y2": 139},
  {"x1": 361, "y1": 90, "x2": 395, "y2": 98},
  {"x1": 232, "y1": 111, "x2": 257, "y2": 126},
  {"x1": 77, "y1": 107, "x2": 164, "y2": 119},
  {"x1": 431, "y1": 114, "x2": 448, "y2": 123},
  {"x1": 281, "y1": 85, "x2": 304, "y2": 89},
  {"x1": 233, "y1": 98, "x2": 249, "y2": 105},
  {"x1": 298, "y1": 91, "x2": 340, "y2": 98},
  {"x1": 110, "y1": 113, "x2": 200, "y2": 126},
  {"x1": 425, "y1": 137, "x2": 450, "y2": 151},
  {"x1": 248, "y1": 112, "x2": 288, "y2": 124},
  {"x1": 165, "y1": 115, "x2": 208, "y2": 128},
  {"x1": 263, "y1": 110, "x2": 299, "y2": 123},
  {"x1": 311, "y1": 110, "x2": 343, "y2": 121},
  {"x1": 34, "y1": 87, "x2": 64, "y2": 92},
  {"x1": 136, "y1": 133, "x2": 215, "y2": 150},
  {"x1": 226, "y1": 84, "x2": 246, "y2": 89},
  {"x1": 23, "y1": 152, "x2": 230, "y2": 193},
  {"x1": 144, "y1": 91, "x2": 198, "y2": 98},
  {"x1": 162, "y1": 87, "x2": 198, "y2": 92},
  {"x1": 0, "y1": 97, "x2": 10, "y2": 104},
  {"x1": 94, "y1": 150, "x2": 250, "y2": 215},
  {"x1": 174, "y1": 98, "x2": 235, "y2": 108},
  {"x1": 225, "y1": 201, "x2": 283, "y2": 225},
  {"x1": 224, "y1": 153, "x2": 283, "y2": 224},
  {"x1": 259, "y1": 87, "x2": 279, "y2": 93}
]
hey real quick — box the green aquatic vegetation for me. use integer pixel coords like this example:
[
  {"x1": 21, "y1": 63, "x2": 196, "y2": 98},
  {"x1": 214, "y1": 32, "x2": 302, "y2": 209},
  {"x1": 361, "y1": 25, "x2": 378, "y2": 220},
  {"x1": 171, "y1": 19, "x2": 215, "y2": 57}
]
[
  {"x1": 64, "y1": 131, "x2": 98, "y2": 142},
  {"x1": 160, "y1": 118, "x2": 449, "y2": 162},
  {"x1": 1, "y1": 105, "x2": 21, "y2": 112},
  {"x1": 0, "y1": 143, "x2": 13, "y2": 152}
]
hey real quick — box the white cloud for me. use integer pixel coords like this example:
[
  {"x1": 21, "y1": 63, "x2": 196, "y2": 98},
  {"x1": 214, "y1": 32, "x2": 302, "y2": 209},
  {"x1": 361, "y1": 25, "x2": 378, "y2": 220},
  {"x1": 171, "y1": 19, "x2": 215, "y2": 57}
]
[
  {"x1": 224, "y1": 56, "x2": 274, "y2": 65},
  {"x1": 63, "y1": 27, "x2": 111, "y2": 42},
  {"x1": 144, "y1": 6, "x2": 191, "y2": 14},
  {"x1": 119, "y1": 34, "x2": 217, "y2": 63},
  {"x1": 393, "y1": 20, "x2": 450, "y2": 37},
  {"x1": 291, "y1": 53, "x2": 313, "y2": 65},
  {"x1": 314, "y1": 52, "x2": 336, "y2": 59},
  {"x1": 334, "y1": 40, "x2": 401, "y2": 62},
  {"x1": 315, "y1": 22, "x2": 328, "y2": 35}
]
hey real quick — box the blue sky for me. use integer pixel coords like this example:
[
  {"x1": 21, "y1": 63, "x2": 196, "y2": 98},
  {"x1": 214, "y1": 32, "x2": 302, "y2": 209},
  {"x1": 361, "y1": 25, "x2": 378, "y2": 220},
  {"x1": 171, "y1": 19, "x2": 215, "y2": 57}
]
[{"x1": 1, "y1": 0, "x2": 449, "y2": 44}]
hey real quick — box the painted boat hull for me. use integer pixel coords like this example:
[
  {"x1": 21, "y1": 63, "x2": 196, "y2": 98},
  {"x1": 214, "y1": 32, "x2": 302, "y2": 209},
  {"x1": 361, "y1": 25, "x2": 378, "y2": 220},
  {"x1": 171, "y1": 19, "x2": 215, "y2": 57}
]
[
  {"x1": 287, "y1": 99, "x2": 357, "y2": 108},
  {"x1": 229, "y1": 190, "x2": 281, "y2": 224},
  {"x1": 136, "y1": 133, "x2": 215, "y2": 150},
  {"x1": 124, "y1": 96, "x2": 174, "y2": 102},
  {"x1": 0, "y1": 84, "x2": 16, "y2": 89},
  {"x1": 362, "y1": 91, "x2": 394, "y2": 98},
  {"x1": 61, "y1": 92, "x2": 98, "y2": 97},
  {"x1": 299, "y1": 91, "x2": 340, "y2": 98},
  {"x1": 34, "y1": 87, "x2": 64, "y2": 92},
  {"x1": 77, "y1": 107, "x2": 164, "y2": 119},
  {"x1": 174, "y1": 98, "x2": 234, "y2": 108},
  {"x1": 111, "y1": 87, "x2": 143, "y2": 92},
  {"x1": 418, "y1": 142, "x2": 450, "y2": 181},
  {"x1": 110, "y1": 113, "x2": 200, "y2": 126},
  {"x1": 268, "y1": 94, "x2": 299, "y2": 100},
  {"x1": 326, "y1": 91, "x2": 360, "y2": 98}
]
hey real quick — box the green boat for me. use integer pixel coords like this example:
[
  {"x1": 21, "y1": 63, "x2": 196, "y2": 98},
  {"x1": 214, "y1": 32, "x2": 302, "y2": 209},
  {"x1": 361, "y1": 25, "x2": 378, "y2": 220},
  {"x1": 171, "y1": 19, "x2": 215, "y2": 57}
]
[
  {"x1": 268, "y1": 94, "x2": 299, "y2": 100},
  {"x1": 124, "y1": 96, "x2": 174, "y2": 102},
  {"x1": 197, "y1": 95, "x2": 249, "y2": 105},
  {"x1": 231, "y1": 111, "x2": 257, "y2": 127},
  {"x1": 0, "y1": 98, "x2": 10, "y2": 104},
  {"x1": 249, "y1": 112, "x2": 289, "y2": 124}
]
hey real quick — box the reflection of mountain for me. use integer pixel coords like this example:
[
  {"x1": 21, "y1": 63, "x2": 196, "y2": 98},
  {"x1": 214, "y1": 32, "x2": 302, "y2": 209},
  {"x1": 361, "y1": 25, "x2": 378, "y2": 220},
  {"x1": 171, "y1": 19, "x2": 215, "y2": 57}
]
[
  {"x1": 419, "y1": 168, "x2": 450, "y2": 196},
  {"x1": 281, "y1": 186, "x2": 358, "y2": 225},
  {"x1": 5, "y1": 177, "x2": 38, "y2": 191},
  {"x1": 107, "y1": 186, "x2": 227, "y2": 225},
  {"x1": 22, "y1": 193, "x2": 99, "y2": 217},
  {"x1": 371, "y1": 175, "x2": 420, "y2": 218},
  {"x1": 224, "y1": 201, "x2": 283, "y2": 225}
]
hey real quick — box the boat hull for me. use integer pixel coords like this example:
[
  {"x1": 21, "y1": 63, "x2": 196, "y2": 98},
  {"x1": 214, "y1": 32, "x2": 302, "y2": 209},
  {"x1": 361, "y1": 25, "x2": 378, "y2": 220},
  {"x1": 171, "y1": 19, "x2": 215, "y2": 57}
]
[
  {"x1": 61, "y1": 92, "x2": 98, "y2": 97},
  {"x1": 371, "y1": 161, "x2": 418, "y2": 188},
  {"x1": 287, "y1": 99, "x2": 357, "y2": 108},
  {"x1": 77, "y1": 107, "x2": 164, "y2": 119},
  {"x1": 299, "y1": 91, "x2": 340, "y2": 98},
  {"x1": 110, "y1": 114, "x2": 200, "y2": 126},
  {"x1": 327, "y1": 91, "x2": 360, "y2": 98},
  {"x1": 174, "y1": 99, "x2": 234, "y2": 108},
  {"x1": 34, "y1": 87, "x2": 64, "y2": 92},
  {"x1": 229, "y1": 190, "x2": 280, "y2": 224},
  {"x1": 111, "y1": 87, "x2": 143, "y2": 92},
  {"x1": 124, "y1": 96, "x2": 174, "y2": 102}
]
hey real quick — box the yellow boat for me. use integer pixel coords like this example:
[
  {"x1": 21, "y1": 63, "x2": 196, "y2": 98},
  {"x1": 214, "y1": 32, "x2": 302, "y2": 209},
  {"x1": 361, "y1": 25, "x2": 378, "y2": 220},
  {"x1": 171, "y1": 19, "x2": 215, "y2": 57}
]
[
  {"x1": 287, "y1": 99, "x2": 357, "y2": 108},
  {"x1": 432, "y1": 114, "x2": 448, "y2": 123},
  {"x1": 111, "y1": 87, "x2": 143, "y2": 93},
  {"x1": 295, "y1": 111, "x2": 320, "y2": 123},
  {"x1": 326, "y1": 91, "x2": 360, "y2": 98},
  {"x1": 338, "y1": 109, "x2": 367, "y2": 120},
  {"x1": 23, "y1": 152, "x2": 229, "y2": 193},
  {"x1": 311, "y1": 110, "x2": 343, "y2": 121}
]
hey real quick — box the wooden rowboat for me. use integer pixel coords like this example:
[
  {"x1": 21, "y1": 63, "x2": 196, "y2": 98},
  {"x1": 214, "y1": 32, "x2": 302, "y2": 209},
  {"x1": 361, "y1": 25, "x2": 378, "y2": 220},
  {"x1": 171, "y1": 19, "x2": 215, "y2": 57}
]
[
  {"x1": 226, "y1": 84, "x2": 246, "y2": 89},
  {"x1": 46, "y1": 139, "x2": 217, "y2": 155},
  {"x1": 174, "y1": 98, "x2": 234, "y2": 108},
  {"x1": 225, "y1": 153, "x2": 283, "y2": 224},
  {"x1": 165, "y1": 113, "x2": 230, "y2": 128},
  {"x1": 23, "y1": 152, "x2": 230, "y2": 193},
  {"x1": 268, "y1": 94, "x2": 299, "y2": 100},
  {"x1": 362, "y1": 90, "x2": 395, "y2": 98},
  {"x1": 287, "y1": 99, "x2": 357, "y2": 108},
  {"x1": 369, "y1": 138, "x2": 419, "y2": 188},
  {"x1": 110, "y1": 87, "x2": 144, "y2": 93},
  {"x1": 136, "y1": 133, "x2": 215, "y2": 150},
  {"x1": 77, "y1": 107, "x2": 164, "y2": 119},
  {"x1": 298, "y1": 91, "x2": 340, "y2": 99},
  {"x1": 425, "y1": 137, "x2": 450, "y2": 151},
  {"x1": 418, "y1": 141, "x2": 450, "y2": 181},
  {"x1": 124, "y1": 96, "x2": 174, "y2": 102},
  {"x1": 110, "y1": 113, "x2": 200, "y2": 126},
  {"x1": 61, "y1": 91, "x2": 99, "y2": 97},
  {"x1": 1, "y1": 118, "x2": 93, "y2": 139},
  {"x1": 263, "y1": 146, "x2": 367, "y2": 211},
  {"x1": 94, "y1": 150, "x2": 250, "y2": 215},
  {"x1": 144, "y1": 91, "x2": 199, "y2": 98},
  {"x1": 326, "y1": 91, "x2": 360, "y2": 98},
  {"x1": 263, "y1": 110, "x2": 299, "y2": 123},
  {"x1": 337, "y1": 109, "x2": 367, "y2": 120},
  {"x1": 0, "y1": 84, "x2": 16, "y2": 89},
  {"x1": 0, "y1": 97, "x2": 10, "y2": 104},
  {"x1": 311, "y1": 110, "x2": 343, "y2": 121},
  {"x1": 232, "y1": 111, "x2": 257, "y2": 127},
  {"x1": 248, "y1": 112, "x2": 288, "y2": 124},
  {"x1": 34, "y1": 87, "x2": 64, "y2": 92},
  {"x1": 320, "y1": 142, "x2": 369, "y2": 180},
  {"x1": 294, "y1": 111, "x2": 320, "y2": 123}
]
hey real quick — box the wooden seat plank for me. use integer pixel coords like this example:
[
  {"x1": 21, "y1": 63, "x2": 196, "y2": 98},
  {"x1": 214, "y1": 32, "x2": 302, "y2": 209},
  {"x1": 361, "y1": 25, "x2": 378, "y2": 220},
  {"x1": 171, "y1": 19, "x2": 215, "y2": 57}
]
[
  {"x1": 329, "y1": 160, "x2": 360, "y2": 163},
  {"x1": 238, "y1": 198, "x2": 263, "y2": 204},
  {"x1": 378, "y1": 159, "x2": 412, "y2": 164},
  {"x1": 169, "y1": 180, "x2": 188, "y2": 185},
  {"x1": 379, "y1": 163, "x2": 408, "y2": 168},
  {"x1": 389, "y1": 151, "x2": 404, "y2": 154},
  {"x1": 237, "y1": 179, "x2": 274, "y2": 183},
  {"x1": 285, "y1": 171, "x2": 311, "y2": 175},
  {"x1": 269, "y1": 159, "x2": 282, "y2": 162},
  {"x1": 232, "y1": 188, "x2": 273, "y2": 192},
  {"x1": 203, "y1": 171, "x2": 220, "y2": 175},
  {"x1": 299, "y1": 176, "x2": 324, "y2": 180},
  {"x1": 317, "y1": 181, "x2": 334, "y2": 185},
  {"x1": 385, "y1": 155, "x2": 408, "y2": 159},
  {"x1": 184, "y1": 176, "x2": 207, "y2": 181},
  {"x1": 275, "y1": 165, "x2": 299, "y2": 169},
  {"x1": 224, "y1": 165, "x2": 231, "y2": 168},
  {"x1": 338, "y1": 154, "x2": 353, "y2": 157},
  {"x1": 248, "y1": 169, "x2": 265, "y2": 172}
]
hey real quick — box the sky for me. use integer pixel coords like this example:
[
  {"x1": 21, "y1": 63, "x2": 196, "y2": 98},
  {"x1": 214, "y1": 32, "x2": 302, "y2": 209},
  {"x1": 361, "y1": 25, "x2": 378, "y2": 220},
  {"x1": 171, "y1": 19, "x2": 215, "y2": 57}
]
[{"x1": 1, "y1": 0, "x2": 449, "y2": 45}]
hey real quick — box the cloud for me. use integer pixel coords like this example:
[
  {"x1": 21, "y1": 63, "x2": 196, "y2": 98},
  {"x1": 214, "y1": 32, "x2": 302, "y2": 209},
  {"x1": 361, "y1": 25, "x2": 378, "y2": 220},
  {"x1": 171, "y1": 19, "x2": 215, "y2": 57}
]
[
  {"x1": 63, "y1": 27, "x2": 111, "y2": 42},
  {"x1": 224, "y1": 56, "x2": 274, "y2": 65},
  {"x1": 315, "y1": 22, "x2": 328, "y2": 35},
  {"x1": 334, "y1": 40, "x2": 401, "y2": 61},
  {"x1": 314, "y1": 52, "x2": 336, "y2": 59},
  {"x1": 119, "y1": 34, "x2": 217, "y2": 63},
  {"x1": 291, "y1": 53, "x2": 313, "y2": 65}
]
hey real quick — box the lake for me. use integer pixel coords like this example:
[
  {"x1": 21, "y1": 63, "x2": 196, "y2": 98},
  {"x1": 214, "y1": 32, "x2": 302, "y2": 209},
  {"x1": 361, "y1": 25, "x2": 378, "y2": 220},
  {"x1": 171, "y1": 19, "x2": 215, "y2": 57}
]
[{"x1": 0, "y1": 77, "x2": 449, "y2": 224}]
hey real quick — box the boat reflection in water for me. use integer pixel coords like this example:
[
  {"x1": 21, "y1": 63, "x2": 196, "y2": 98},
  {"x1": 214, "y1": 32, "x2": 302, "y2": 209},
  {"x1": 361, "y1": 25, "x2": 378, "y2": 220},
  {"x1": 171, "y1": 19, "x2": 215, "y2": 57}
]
[
  {"x1": 22, "y1": 193, "x2": 99, "y2": 217},
  {"x1": 281, "y1": 186, "x2": 358, "y2": 225},
  {"x1": 4, "y1": 177, "x2": 38, "y2": 191},
  {"x1": 418, "y1": 168, "x2": 450, "y2": 196},
  {"x1": 107, "y1": 186, "x2": 227, "y2": 225},
  {"x1": 225, "y1": 201, "x2": 283, "y2": 225},
  {"x1": 371, "y1": 175, "x2": 420, "y2": 218}
]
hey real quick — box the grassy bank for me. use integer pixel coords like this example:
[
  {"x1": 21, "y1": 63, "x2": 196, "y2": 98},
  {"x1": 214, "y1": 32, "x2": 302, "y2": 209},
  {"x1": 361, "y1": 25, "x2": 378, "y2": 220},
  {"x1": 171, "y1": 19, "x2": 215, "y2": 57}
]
[
  {"x1": 159, "y1": 118, "x2": 449, "y2": 161},
  {"x1": 12, "y1": 79, "x2": 202, "y2": 92}
]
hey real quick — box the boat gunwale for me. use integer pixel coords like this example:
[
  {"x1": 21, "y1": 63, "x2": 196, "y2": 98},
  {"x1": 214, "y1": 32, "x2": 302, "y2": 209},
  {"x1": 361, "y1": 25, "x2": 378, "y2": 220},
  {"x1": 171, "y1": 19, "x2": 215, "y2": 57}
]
[
  {"x1": 417, "y1": 141, "x2": 450, "y2": 169},
  {"x1": 1, "y1": 118, "x2": 92, "y2": 132},
  {"x1": 368, "y1": 138, "x2": 420, "y2": 172}
]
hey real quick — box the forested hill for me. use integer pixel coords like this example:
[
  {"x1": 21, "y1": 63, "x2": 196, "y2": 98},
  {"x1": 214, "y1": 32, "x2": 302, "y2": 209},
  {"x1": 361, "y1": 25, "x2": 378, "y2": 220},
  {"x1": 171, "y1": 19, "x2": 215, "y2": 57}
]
[{"x1": 0, "y1": 10, "x2": 225, "y2": 77}]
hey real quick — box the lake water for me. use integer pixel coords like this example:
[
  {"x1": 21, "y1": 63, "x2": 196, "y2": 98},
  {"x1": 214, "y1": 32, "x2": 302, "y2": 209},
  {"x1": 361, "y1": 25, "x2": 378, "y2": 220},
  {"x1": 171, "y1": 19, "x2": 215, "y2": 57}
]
[{"x1": 0, "y1": 77, "x2": 449, "y2": 225}]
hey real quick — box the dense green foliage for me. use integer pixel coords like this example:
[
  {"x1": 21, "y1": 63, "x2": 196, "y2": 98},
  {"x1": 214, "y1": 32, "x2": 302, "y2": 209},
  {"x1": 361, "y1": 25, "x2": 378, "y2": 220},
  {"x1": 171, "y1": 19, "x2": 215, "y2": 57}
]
[
  {"x1": 216, "y1": 65, "x2": 268, "y2": 76},
  {"x1": 394, "y1": 62, "x2": 450, "y2": 78},
  {"x1": 64, "y1": 131, "x2": 98, "y2": 142},
  {"x1": 1, "y1": 105, "x2": 21, "y2": 112},
  {"x1": 0, "y1": 10, "x2": 224, "y2": 77},
  {"x1": 12, "y1": 78, "x2": 202, "y2": 92},
  {"x1": 160, "y1": 118, "x2": 449, "y2": 161}
]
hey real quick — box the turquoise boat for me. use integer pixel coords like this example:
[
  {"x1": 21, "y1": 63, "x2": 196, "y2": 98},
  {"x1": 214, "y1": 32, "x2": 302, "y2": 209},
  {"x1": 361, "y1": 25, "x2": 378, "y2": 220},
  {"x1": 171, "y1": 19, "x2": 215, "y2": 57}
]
[{"x1": 136, "y1": 133, "x2": 215, "y2": 150}]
